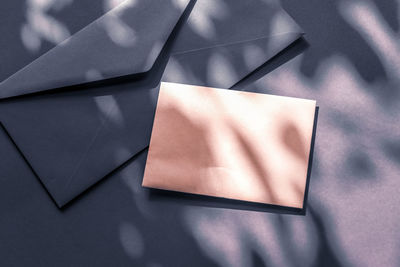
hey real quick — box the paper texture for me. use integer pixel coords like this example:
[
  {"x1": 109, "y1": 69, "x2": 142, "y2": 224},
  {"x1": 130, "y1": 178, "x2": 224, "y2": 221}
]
[{"x1": 143, "y1": 82, "x2": 316, "y2": 208}]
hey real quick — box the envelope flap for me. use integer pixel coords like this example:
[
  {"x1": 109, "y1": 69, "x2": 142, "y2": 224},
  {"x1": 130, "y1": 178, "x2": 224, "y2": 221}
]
[
  {"x1": 0, "y1": 83, "x2": 161, "y2": 208},
  {"x1": 0, "y1": 0, "x2": 109, "y2": 83},
  {"x1": 162, "y1": 0, "x2": 304, "y2": 90},
  {"x1": 163, "y1": 32, "x2": 301, "y2": 89},
  {"x1": 0, "y1": 0, "x2": 190, "y2": 99},
  {"x1": 171, "y1": 0, "x2": 302, "y2": 55}
]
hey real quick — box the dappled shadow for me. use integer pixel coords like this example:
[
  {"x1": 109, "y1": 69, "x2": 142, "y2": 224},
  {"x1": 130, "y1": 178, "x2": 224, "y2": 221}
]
[
  {"x1": 1, "y1": 0, "x2": 400, "y2": 266},
  {"x1": 143, "y1": 83, "x2": 318, "y2": 213},
  {"x1": 280, "y1": 0, "x2": 391, "y2": 83},
  {"x1": 251, "y1": 249, "x2": 268, "y2": 267},
  {"x1": 346, "y1": 150, "x2": 377, "y2": 179},
  {"x1": 232, "y1": 37, "x2": 309, "y2": 90},
  {"x1": 162, "y1": 0, "x2": 303, "y2": 89},
  {"x1": 0, "y1": 0, "x2": 194, "y2": 99},
  {"x1": 180, "y1": 193, "x2": 351, "y2": 267},
  {"x1": 91, "y1": 1, "x2": 400, "y2": 266},
  {"x1": 142, "y1": 104, "x2": 217, "y2": 193},
  {"x1": 4, "y1": 0, "x2": 199, "y2": 208},
  {"x1": 233, "y1": 1, "x2": 400, "y2": 266},
  {"x1": 281, "y1": 123, "x2": 309, "y2": 162},
  {"x1": 382, "y1": 139, "x2": 400, "y2": 165},
  {"x1": 0, "y1": 0, "x2": 105, "y2": 82},
  {"x1": 372, "y1": 0, "x2": 400, "y2": 32},
  {"x1": 0, "y1": 1, "x2": 321, "y2": 264},
  {"x1": 306, "y1": 205, "x2": 352, "y2": 267},
  {"x1": 0, "y1": 125, "x2": 220, "y2": 266}
]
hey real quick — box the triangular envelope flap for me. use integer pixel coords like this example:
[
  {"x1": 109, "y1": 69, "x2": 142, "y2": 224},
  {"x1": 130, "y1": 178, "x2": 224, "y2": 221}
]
[
  {"x1": 0, "y1": 0, "x2": 190, "y2": 99},
  {"x1": 170, "y1": 0, "x2": 302, "y2": 54},
  {"x1": 0, "y1": 0, "x2": 108, "y2": 83},
  {"x1": 163, "y1": 32, "x2": 300, "y2": 88},
  {"x1": 163, "y1": 0, "x2": 303, "y2": 88}
]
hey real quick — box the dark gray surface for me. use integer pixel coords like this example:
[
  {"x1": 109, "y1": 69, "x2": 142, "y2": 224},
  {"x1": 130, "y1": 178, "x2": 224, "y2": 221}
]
[
  {"x1": 0, "y1": 0, "x2": 302, "y2": 207},
  {"x1": 1, "y1": 0, "x2": 399, "y2": 266}
]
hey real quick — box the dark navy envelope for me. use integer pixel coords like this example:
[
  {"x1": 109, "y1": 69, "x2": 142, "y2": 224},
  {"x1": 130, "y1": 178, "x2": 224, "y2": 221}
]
[
  {"x1": 0, "y1": 0, "x2": 303, "y2": 207},
  {"x1": 0, "y1": 0, "x2": 190, "y2": 98}
]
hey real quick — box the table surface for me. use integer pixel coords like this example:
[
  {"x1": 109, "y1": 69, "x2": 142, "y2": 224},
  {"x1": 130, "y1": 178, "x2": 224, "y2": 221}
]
[{"x1": 0, "y1": 1, "x2": 399, "y2": 266}]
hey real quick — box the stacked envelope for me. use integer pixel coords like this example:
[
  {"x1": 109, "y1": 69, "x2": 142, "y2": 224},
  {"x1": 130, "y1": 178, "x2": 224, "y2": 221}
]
[{"x1": 0, "y1": 0, "x2": 316, "y2": 211}]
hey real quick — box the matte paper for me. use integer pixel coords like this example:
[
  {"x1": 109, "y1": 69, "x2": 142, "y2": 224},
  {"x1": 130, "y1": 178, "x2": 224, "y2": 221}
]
[{"x1": 143, "y1": 82, "x2": 316, "y2": 208}]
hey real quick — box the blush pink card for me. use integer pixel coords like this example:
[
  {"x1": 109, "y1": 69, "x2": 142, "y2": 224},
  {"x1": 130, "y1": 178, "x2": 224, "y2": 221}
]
[{"x1": 142, "y1": 82, "x2": 316, "y2": 208}]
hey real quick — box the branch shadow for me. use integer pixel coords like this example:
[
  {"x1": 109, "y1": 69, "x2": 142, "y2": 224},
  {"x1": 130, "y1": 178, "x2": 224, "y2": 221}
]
[
  {"x1": 0, "y1": 0, "x2": 198, "y2": 209},
  {"x1": 280, "y1": 0, "x2": 389, "y2": 84},
  {"x1": 0, "y1": 0, "x2": 105, "y2": 82},
  {"x1": 146, "y1": 106, "x2": 319, "y2": 215},
  {"x1": 57, "y1": 0, "x2": 198, "y2": 209},
  {"x1": 232, "y1": 37, "x2": 309, "y2": 90},
  {"x1": 0, "y1": 122, "x2": 222, "y2": 267},
  {"x1": 0, "y1": 0, "x2": 198, "y2": 103}
]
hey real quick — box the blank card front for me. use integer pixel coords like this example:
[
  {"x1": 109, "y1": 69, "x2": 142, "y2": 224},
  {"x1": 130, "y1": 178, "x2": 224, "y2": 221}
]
[{"x1": 142, "y1": 82, "x2": 316, "y2": 208}]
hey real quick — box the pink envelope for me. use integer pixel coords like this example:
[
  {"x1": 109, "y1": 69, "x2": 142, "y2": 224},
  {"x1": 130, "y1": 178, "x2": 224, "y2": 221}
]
[{"x1": 142, "y1": 82, "x2": 316, "y2": 208}]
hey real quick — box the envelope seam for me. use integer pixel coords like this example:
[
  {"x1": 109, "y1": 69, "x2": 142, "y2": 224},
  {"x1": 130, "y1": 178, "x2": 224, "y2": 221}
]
[
  {"x1": 170, "y1": 32, "x2": 302, "y2": 56},
  {"x1": 63, "y1": 100, "x2": 117, "y2": 195}
]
